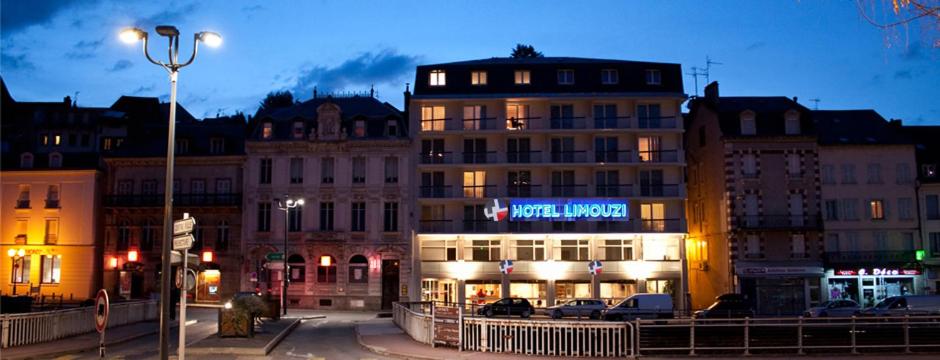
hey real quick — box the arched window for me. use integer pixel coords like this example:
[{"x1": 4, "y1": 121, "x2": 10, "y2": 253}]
[
  {"x1": 317, "y1": 255, "x2": 336, "y2": 283},
  {"x1": 49, "y1": 152, "x2": 62, "y2": 168},
  {"x1": 20, "y1": 153, "x2": 34, "y2": 168},
  {"x1": 349, "y1": 255, "x2": 368, "y2": 284},
  {"x1": 288, "y1": 254, "x2": 305, "y2": 283}
]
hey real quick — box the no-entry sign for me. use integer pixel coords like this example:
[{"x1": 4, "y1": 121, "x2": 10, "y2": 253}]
[{"x1": 95, "y1": 289, "x2": 110, "y2": 333}]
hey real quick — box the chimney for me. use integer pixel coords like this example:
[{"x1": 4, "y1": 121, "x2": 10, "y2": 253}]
[
  {"x1": 704, "y1": 81, "x2": 719, "y2": 104},
  {"x1": 403, "y1": 82, "x2": 412, "y2": 122},
  {"x1": 63, "y1": 96, "x2": 71, "y2": 107},
  {"x1": 370, "y1": 84, "x2": 375, "y2": 98},
  {"x1": 313, "y1": 86, "x2": 318, "y2": 99},
  {"x1": 889, "y1": 118, "x2": 903, "y2": 127},
  {"x1": 792, "y1": 96, "x2": 798, "y2": 103}
]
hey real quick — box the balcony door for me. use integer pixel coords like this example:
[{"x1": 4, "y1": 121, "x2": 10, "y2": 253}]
[
  {"x1": 552, "y1": 170, "x2": 575, "y2": 196},
  {"x1": 551, "y1": 137, "x2": 575, "y2": 163},
  {"x1": 507, "y1": 138, "x2": 531, "y2": 163},
  {"x1": 639, "y1": 169, "x2": 664, "y2": 196},
  {"x1": 637, "y1": 104, "x2": 662, "y2": 128},
  {"x1": 789, "y1": 194, "x2": 805, "y2": 226},
  {"x1": 421, "y1": 139, "x2": 445, "y2": 163},
  {"x1": 638, "y1": 136, "x2": 662, "y2": 162},
  {"x1": 550, "y1": 104, "x2": 574, "y2": 129},
  {"x1": 640, "y1": 203, "x2": 665, "y2": 231},
  {"x1": 421, "y1": 172, "x2": 445, "y2": 197}
]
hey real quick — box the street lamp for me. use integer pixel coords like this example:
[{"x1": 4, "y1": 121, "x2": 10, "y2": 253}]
[
  {"x1": 276, "y1": 196, "x2": 304, "y2": 316},
  {"x1": 7, "y1": 248, "x2": 25, "y2": 295},
  {"x1": 118, "y1": 25, "x2": 221, "y2": 360}
]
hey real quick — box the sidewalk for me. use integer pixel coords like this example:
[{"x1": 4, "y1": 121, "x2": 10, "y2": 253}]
[{"x1": 2, "y1": 320, "x2": 192, "y2": 360}]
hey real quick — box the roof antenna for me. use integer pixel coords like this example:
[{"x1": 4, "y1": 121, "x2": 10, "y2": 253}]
[
  {"x1": 686, "y1": 66, "x2": 705, "y2": 97},
  {"x1": 313, "y1": 86, "x2": 318, "y2": 99},
  {"x1": 370, "y1": 84, "x2": 375, "y2": 98},
  {"x1": 809, "y1": 98, "x2": 821, "y2": 110},
  {"x1": 73, "y1": 91, "x2": 80, "y2": 107},
  {"x1": 704, "y1": 56, "x2": 722, "y2": 84}
]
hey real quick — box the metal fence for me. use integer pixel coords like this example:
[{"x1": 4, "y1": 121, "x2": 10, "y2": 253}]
[
  {"x1": 0, "y1": 300, "x2": 158, "y2": 348},
  {"x1": 462, "y1": 317, "x2": 633, "y2": 357}
]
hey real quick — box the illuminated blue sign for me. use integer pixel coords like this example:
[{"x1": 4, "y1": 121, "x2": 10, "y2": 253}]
[{"x1": 508, "y1": 198, "x2": 629, "y2": 222}]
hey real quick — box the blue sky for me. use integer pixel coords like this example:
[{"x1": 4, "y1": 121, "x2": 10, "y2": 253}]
[{"x1": 1, "y1": 0, "x2": 937, "y2": 123}]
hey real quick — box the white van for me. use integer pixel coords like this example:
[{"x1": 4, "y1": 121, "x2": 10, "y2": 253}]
[
  {"x1": 603, "y1": 294, "x2": 674, "y2": 320},
  {"x1": 861, "y1": 295, "x2": 940, "y2": 316}
]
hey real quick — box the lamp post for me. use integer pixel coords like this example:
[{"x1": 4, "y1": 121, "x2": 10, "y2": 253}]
[
  {"x1": 276, "y1": 196, "x2": 304, "y2": 316},
  {"x1": 7, "y1": 248, "x2": 25, "y2": 295},
  {"x1": 118, "y1": 25, "x2": 221, "y2": 360}
]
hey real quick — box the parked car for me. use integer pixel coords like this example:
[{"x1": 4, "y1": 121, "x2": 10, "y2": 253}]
[
  {"x1": 603, "y1": 294, "x2": 674, "y2": 321},
  {"x1": 859, "y1": 295, "x2": 940, "y2": 316},
  {"x1": 477, "y1": 297, "x2": 535, "y2": 318},
  {"x1": 545, "y1": 299, "x2": 607, "y2": 319},
  {"x1": 694, "y1": 293, "x2": 755, "y2": 318},
  {"x1": 803, "y1": 299, "x2": 861, "y2": 317}
]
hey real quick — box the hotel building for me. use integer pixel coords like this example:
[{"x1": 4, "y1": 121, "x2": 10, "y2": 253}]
[{"x1": 410, "y1": 57, "x2": 689, "y2": 308}]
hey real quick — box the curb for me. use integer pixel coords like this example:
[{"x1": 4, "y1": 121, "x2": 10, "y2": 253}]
[
  {"x1": 187, "y1": 318, "x2": 301, "y2": 356},
  {"x1": 355, "y1": 323, "x2": 442, "y2": 360},
  {"x1": 263, "y1": 318, "x2": 301, "y2": 355}
]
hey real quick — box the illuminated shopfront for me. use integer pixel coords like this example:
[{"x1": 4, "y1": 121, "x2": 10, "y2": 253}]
[{"x1": 824, "y1": 268, "x2": 924, "y2": 308}]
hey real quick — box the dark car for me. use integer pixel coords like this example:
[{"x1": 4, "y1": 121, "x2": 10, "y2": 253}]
[
  {"x1": 694, "y1": 294, "x2": 756, "y2": 318},
  {"x1": 477, "y1": 297, "x2": 535, "y2": 318}
]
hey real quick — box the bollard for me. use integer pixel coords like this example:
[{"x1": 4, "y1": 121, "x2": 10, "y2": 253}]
[
  {"x1": 904, "y1": 315, "x2": 910, "y2": 353},
  {"x1": 850, "y1": 316, "x2": 858, "y2": 355},
  {"x1": 744, "y1": 317, "x2": 750, "y2": 356},
  {"x1": 689, "y1": 315, "x2": 696, "y2": 356}
]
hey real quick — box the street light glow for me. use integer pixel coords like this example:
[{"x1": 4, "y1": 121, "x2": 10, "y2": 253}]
[
  {"x1": 296, "y1": 199, "x2": 305, "y2": 206},
  {"x1": 16, "y1": 249, "x2": 25, "y2": 257},
  {"x1": 119, "y1": 28, "x2": 145, "y2": 44},
  {"x1": 7, "y1": 249, "x2": 15, "y2": 257},
  {"x1": 199, "y1": 32, "x2": 223, "y2": 47}
]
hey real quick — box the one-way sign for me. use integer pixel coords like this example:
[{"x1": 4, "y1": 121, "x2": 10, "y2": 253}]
[{"x1": 173, "y1": 217, "x2": 196, "y2": 236}]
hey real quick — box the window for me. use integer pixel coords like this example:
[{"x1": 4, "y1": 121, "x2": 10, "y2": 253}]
[
  {"x1": 16, "y1": 184, "x2": 30, "y2": 208},
  {"x1": 874, "y1": 231, "x2": 887, "y2": 250},
  {"x1": 898, "y1": 198, "x2": 914, "y2": 220},
  {"x1": 514, "y1": 70, "x2": 531, "y2": 85},
  {"x1": 354, "y1": 120, "x2": 366, "y2": 137},
  {"x1": 601, "y1": 239, "x2": 634, "y2": 261},
  {"x1": 842, "y1": 199, "x2": 859, "y2": 220},
  {"x1": 257, "y1": 202, "x2": 271, "y2": 232},
  {"x1": 215, "y1": 220, "x2": 229, "y2": 251},
  {"x1": 870, "y1": 200, "x2": 885, "y2": 220},
  {"x1": 514, "y1": 240, "x2": 545, "y2": 261},
  {"x1": 101, "y1": 137, "x2": 113, "y2": 150},
  {"x1": 319, "y1": 202, "x2": 334, "y2": 231},
  {"x1": 791, "y1": 234, "x2": 806, "y2": 256},
  {"x1": 930, "y1": 232, "x2": 940, "y2": 256},
  {"x1": 463, "y1": 205, "x2": 486, "y2": 232},
  {"x1": 352, "y1": 157, "x2": 366, "y2": 184},
  {"x1": 468, "y1": 239, "x2": 500, "y2": 261},
  {"x1": 896, "y1": 163, "x2": 912, "y2": 184},
  {"x1": 924, "y1": 164, "x2": 937, "y2": 178},
  {"x1": 637, "y1": 136, "x2": 662, "y2": 162},
  {"x1": 867, "y1": 163, "x2": 882, "y2": 184},
  {"x1": 787, "y1": 154, "x2": 801, "y2": 176},
  {"x1": 288, "y1": 207, "x2": 302, "y2": 232},
  {"x1": 926, "y1": 195, "x2": 939, "y2": 220},
  {"x1": 46, "y1": 185, "x2": 60, "y2": 208},
  {"x1": 45, "y1": 219, "x2": 59, "y2": 244},
  {"x1": 41, "y1": 133, "x2": 49, "y2": 145},
  {"x1": 420, "y1": 106, "x2": 445, "y2": 131},
  {"x1": 386, "y1": 119, "x2": 398, "y2": 136},
  {"x1": 557, "y1": 69, "x2": 574, "y2": 84},
  {"x1": 384, "y1": 157, "x2": 399, "y2": 183},
  {"x1": 785, "y1": 113, "x2": 801, "y2": 135},
  {"x1": 558, "y1": 239, "x2": 590, "y2": 261},
  {"x1": 746, "y1": 235, "x2": 761, "y2": 256},
  {"x1": 507, "y1": 138, "x2": 532, "y2": 163},
  {"x1": 20, "y1": 153, "x2": 33, "y2": 168},
  {"x1": 601, "y1": 69, "x2": 619, "y2": 84},
  {"x1": 429, "y1": 69, "x2": 446, "y2": 86},
  {"x1": 11, "y1": 255, "x2": 30, "y2": 284},
  {"x1": 321, "y1": 157, "x2": 334, "y2": 184},
  {"x1": 215, "y1": 178, "x2": 231, "y2": 194},
  {"x1": 596, "y1": 170, "x2": 620, "y2": 197},
  {"x1": 822, "y1": 165, "x2": 835, "y2": 184},
  {"x1": 640, "y1": 203, "x2": 666, "y2": 231},
  {"x1": 841, "y1": 164, "x2": 856, "y2": 184},
  {"x1": 49, "y1": 153, "x2": 62, "y2": 168},
  {"x1": 422, "y1": 240, "x2": 458, "y2": 261},
  {"x1": 117, "y1": 221, "x2": 130, "y2": 251},
  {"x1": 739, "y1": 112, "x2": 756, "y2": 135},
  {"x1": 550, "y1": 104, "x2": 575, "y2": 129},
  {"x1": 210, "y1": 138, "x2": 225, "y2": 153},
  {"x1": 81, "y1": 134, "x2": 90, "y2": 147},
  {"x1": 191, "y1": 179, "x2": 206, "y2": 194},
  {"x1": 290, "y1": 157, "x2": 304, "y2": 184},
  {"x1": 288, "y1": 254, "x2": 305, "y2": 283},
  {"x1": 463, "y1": 138, "x2": 488, "y2": 163},
  {"x1": 175, "y1": 139, "x2": 189, "y2": 154},
  {"x1": 384, "y1": 202, "x2": 399, "y2": 232},
  {"x1": 637, "y1": 104, "x2": 663, "y2": 128},
  {"x1": 639, "y1": 169, "x2": 664, "y2": 197},
  {"x1": 262, "y1": 122, "x2": 273, "y2": 139},
  {"x1": 351, "y1": 202, "x2": 366, "y2": 232},
  {"x1": 471, "y1": 71, "x2": 487, "y2": 85},
  {"x1": 68, "y1": 133, "x2": 76, "y2": 146},
  {"x1": 348, "y1": 255, "x2": 368, "y2": 283},
  {"x1": 54, "y1": 134, "x2": 62, "y2": 146},
  {"x1": 259, "y1": 158, "x2": 272, "y2": 184},
  {"x1": 142, "y1": 220, "x2": 157, "y2": 252},
  {"x1": 141, "y1": 180, "x2": 158, "y2": 195},
  {"x1": 463, "y1": 171, "x2": 487, "y2": 198},
  {"x1": 506, "y1": 104, "x2": 530, "y2": 130},
  {"x1": 550, "y1": 137, "x2": 576, "y2": 163},
  {"x1": 317, "y1": 256, "x2": 336, "y2": 283},
  {"x1": 594, "y1": 137, "x2": 619, "y2": 163},
  {"x1": 645, "y1": 69, "x2": 661, "y2": 85},
  {"x1": 825, "y1": 200, "x2": 840, "y2": 220},
  {"x1": 825, "y1": 233, "x2": 840, "y2": 251},
  {"x1": 742, "y1": 153, "x2": 757, "y2": 177},
  {"x1": 463, "y1": 105, "x2": 487, "y2": 130},
  {"x1": 593, "y1": 104, "x2": 618, "y2": 129},
  {"x1": 40, "y1": 255, "x2": 61, "y2": 284},
  {"x1": 292, "y1": 121, "x2": 305, "y2": 139},
  {"x1": 15, "y1": 219, "x2": 28, "y2": 243}
]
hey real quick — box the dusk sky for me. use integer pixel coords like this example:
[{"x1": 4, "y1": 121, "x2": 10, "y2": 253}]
[{"x1": 1, "y1": 1, "x2": 937, "y2": 123}]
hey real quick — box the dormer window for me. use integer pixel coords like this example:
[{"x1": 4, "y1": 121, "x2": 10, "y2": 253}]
[
  {"x1": 784, "y1": 110, "x2": 801, "y2": 135},
  {"x1": 262, "y1": 122, "x2": 273, "y2": 139},
  {"x1": 601, "y1": 69, "x2": 619, "y2": 84},
  {"x1": 514, "y1": 70, "x2": 531, "y2": 85},
  {"x1": 429, "y1": 69, "x2": 446, "y2": 86},
  {"x1": 49, "y1": 153, "x2": 62, "y2": 168},
  {"x1": 292, "y1": 121, "x2": 305, "y2": 139},
  {"x1": 471, "y1": 71, "x2": 487, "y2": 86},
  {"x1": 175, "y1": 139, "x2": 189, "y2": 154},
  {"x1": 354, "y1": 120, "x2": 366, "y2": 137},
  {"x1": 740, "y1": 111, "x2": 756, "y2": 135},
  {"x1": 209, "y1": 137, "x2": 225, "y2": 154},
  {"x1": 387, "y1": 120, "x2": 399, "y2": 136},
  {"x1": 20, "y1": 153, "x2": 34, "y2": 168},
  {"x1": 557, "y1": 69, "x2": 574, "y2": 85},
  {"x1": 645, "y1": 69, "x2": 661, "y2": 85}
]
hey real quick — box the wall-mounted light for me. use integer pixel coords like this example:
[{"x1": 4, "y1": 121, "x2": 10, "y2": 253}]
[
  {"x1": 319, "y1": 255, "x2": 331, "y2": 267},
  {"x1": 127, "y1": 249, "x2": 139, "y2": 262},
  {"x1": 109, "y1": 257, "x2": 119, "y2": 269},
  {"x1": 369, "y1": 257, "x2": 381, "y2": 272},
  {"x1": 202, "y1": 250, "x2": 214, "y2": 263}
]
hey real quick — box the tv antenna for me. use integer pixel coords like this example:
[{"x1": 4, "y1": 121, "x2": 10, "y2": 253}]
[
  {"x1": 686, "y1": 66, "x2": 706, "y2": 97},
  {"x1": 809, "y1": 98, "x2": 821, "y2": 110},
  {"x1": 704, "y1": 56, "x2": 722, "y2": 84}
]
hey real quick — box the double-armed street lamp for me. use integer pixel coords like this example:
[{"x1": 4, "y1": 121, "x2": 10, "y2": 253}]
[
  {"x1": 276, "y1": 196, "x2": 304, "y2": 316},
  {"x1": 118, "y1": 25, "x2": 221, "y2": 360}
]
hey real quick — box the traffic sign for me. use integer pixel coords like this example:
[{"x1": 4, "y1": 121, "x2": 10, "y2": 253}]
[
  {"x1": 172, "y1": 234, "x2": 194, "y2": 251},
  {"x1": 175, "y1": 268, "x2": 196, "y2": 291},
  {"x1": 95, "y1": 289, "x2": 110, "y2": 333},
  {"x1": 173, "y1": 217, "x2": 196, "y2": 236},
  {"x1": 266, "y1": 252, "x2": 284, "y2": 261},
  {"x1": 265, "y1": 262, "x2": 285, "y2": 270}
]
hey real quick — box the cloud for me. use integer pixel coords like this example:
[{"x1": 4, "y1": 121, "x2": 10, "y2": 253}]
[
  {"x1": 65, "y1": 38, "x2": 104, "y2": 59},
  {"x1": 1, "y1": 52, "x2": 35, "y2": 70},
  {"x1": 138, "y1": 3, "x2": 199, "y2": 28},
  {"x1": 893, "y1": 70, "x2": 913, "y2": 79},
  {"x1": 108, "y1": 59, "x2": 134, "y2": 72},
  {"x1": 745, "y1": 42, "x2": 766, "y2": 51},
  {"x1": 289, "y1": 49, "x2": 420, "y2": 97},
  {"x1": 0, "y1": 0, "x2": 96, "y2": 36},
  {"x1": 131, "y1": 84, "x2": 156, "y2": 95}
]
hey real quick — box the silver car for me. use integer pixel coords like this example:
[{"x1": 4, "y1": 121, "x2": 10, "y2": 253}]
[
  {"x1": 546, "y1": 299, "x2": 607, "y2": 319},
  {"x1": 804, "y1": 299, "x2": 861, "y2": 317}
]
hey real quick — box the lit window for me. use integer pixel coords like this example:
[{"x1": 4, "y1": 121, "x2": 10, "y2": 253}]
[
  {"x1": 54, "y1": 134, "x2": 61, "y2": 146},
  {"x1": 513, "y1": 239, "x2": 545, "y2": 261},
  {"x1": 557, "y1": 69, "x2": 574, "y2": 85},
  {"x1": 420, "y1": 106, "x2": 446, "y2": 131},
  {"x1": 40, "y1": 255, "x2": 61, "y2": 284},
  {"x1": 645, "y1": 69, "x2": 661, "y2": 85},
  {"x1": 292, "y1": 121, "x2": 305, "y2": 139},
  {"x1": 421, "y1": 239, "x2": 457, "y2": 261},
  {"x1": 462, "y1": 171, "x2": 486, "y2": 198},
  {"x1": 463, "y1": 105, "x2": 487, "y2": 130},
  {"x1": 41, "y1": 133, "x2": 49, "y2": 146},
  {"x1": 467, "y1": 239, "x2": 500, "y2": 261},
  {"x1": 288, "y1": 254, "x2": 305, "y2": 283},
  {"x1": 557, "y1": 239, "x2": 590, "y2": 261},
  {"x1": 262, "y1": 122, "x2": 273, "y2": 139},
  {"x1": 471, "y1": 71, "x2": 487, "y2": 85},
  {"x1": 45, "y1": 219, "x2": 59, "y2": 244},
  {"x1": 601, "y1": 69, "x2": 619, "y2": 84},
  {"x1": 514, "y1": 70, "x2": 531, "y2": 85},
  {"x1": 638, "y1": 136, "x2": 662, "y2": 162},
  {"x1": 505, "y1": 104, "x2": 529, "y2": 130},
  {"x1": 601, "y1": 239, "x2": 634, "y2": 261},
  {"x1": 870, "y1": 200, "x2": 885, "y2": 220},
  {"x1": 11, "y1": 255, "x2": 30, "y2": 283},
  {"x1": 317, "y1": 255, "x2": 336, "y2": 283},
  {"x1": 429, "y1": 69, "x2": 446, "y2": 86},
  {"x1": 640, "y1": 203, "x2": 666, "y2": 232},
  {"x1": 354, "y1": 120, "x2": 366, "y2": 137},
  {"x1": 16, "y1": 219, "x2": 29, "y2": 242}
]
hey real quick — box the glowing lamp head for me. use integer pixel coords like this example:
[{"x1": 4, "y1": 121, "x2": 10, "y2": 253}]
[
  {"x1": 319, "y1": 255, "x2": 332, "y2": 267},
  {"x1": 16, "y1": 249, "x2": 25, "y2": 257},
  {"x1": 119, "y1": 27, "x2": 146, "y2": 44},
  {"x1": 295, "y1": 199, "x2": 305, "y2": 206},
  {"x1": 202, "y1": 250, "x2": 213, "y2": 263},
  {"x1": 7, "y1": 249, "x2": 16, "y2": 257},
  {"x1": 198, "y1": 31, "x2": 222, "y2": 47},
  {"x1": 109, "y1": 257, "x2": 118, "y2": 269},
  {"x1": 223, "y1": 301, "x2": 233, "y2": 309},
  {"x1": 127, "y1": 250, "x2": 139, "y2": 262}
]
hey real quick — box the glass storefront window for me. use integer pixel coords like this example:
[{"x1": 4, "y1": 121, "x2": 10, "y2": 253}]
[
  {"x1": 600, "y1": 280, "x2": 637, "y2": 306},
  {"x1": 422, "y1": 278, "x2": 458, "y2": 304},
  {"x1": 467, "y1": 280, "x2": 501, "y2": 305},
  {"x1": 510, "y1": 280, "x2": 547, "y2": 307},
  {"x1": 555, "y1": 280, "x2": 591, "y2": 305}
]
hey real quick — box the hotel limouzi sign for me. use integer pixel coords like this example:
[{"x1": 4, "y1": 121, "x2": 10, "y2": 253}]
[{"x1": 485, "y1": 198, "x2": 629, "y2": 222}]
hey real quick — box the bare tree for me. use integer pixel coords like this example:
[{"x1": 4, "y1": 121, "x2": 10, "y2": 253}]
[{"x1": 855, "y1": 0, "x2": 940, "y2": 47}]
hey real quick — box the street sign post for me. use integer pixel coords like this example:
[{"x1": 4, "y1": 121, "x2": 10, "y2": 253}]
[
  {"x1": 95, "y1": 289, "x2": 110, "y2": 358},
  {"x1": 266, "y1": 252, "x2": 284, "y2": 261},
  {"x1": 173, "y1": 234, "x2": 194, "y2": 251},
  {"x1": 264, "y1": 262, "x2": 285, "y2": 270},
  {"x1": 175, "y1": 214, "x2": 196, "y2": 360},
  {"x1": 173, "y1": 217, "x2": 196, "y2": 236}
]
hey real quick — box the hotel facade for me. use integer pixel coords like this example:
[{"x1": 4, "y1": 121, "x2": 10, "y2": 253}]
[{"x1": 410, "y1": 57, "x2": 689, "y2": 309}]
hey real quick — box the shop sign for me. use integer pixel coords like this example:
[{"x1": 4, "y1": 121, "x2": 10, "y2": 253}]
[
  {"x1": 505, "y1": 198, "x2": 629, "y2": 222},
  {"x1": 836, "y1": 268, "x2": 921, "y2": 276},
  {"x1": 433, "y1": 305, "x2": 461, "y2": 347},
  {"x1": 738, "y1": 266, "x2": 824, "y2": 276}
]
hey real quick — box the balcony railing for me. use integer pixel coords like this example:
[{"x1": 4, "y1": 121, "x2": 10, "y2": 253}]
[
  {"x1": 44, "y1": 200, "x2": 60, "y2": 209},
  {"x1": 734, "y1": 215, "x2": 821, "y2": 229},
  {"x1": 637, "y1": 116, "x2": 678, "y2": 129},
  {"x1": 507, "y1": 151, "x2": 543, "y2": 164},
  {"x1": 420, "y1": 119, "x2": 450, "y2": 132},
  {"x1": 594, "y1": 150, "x2": 634, "y2": 163},
  {"x1": 551, "y1": 184, "x2": 589, "y2": 197},
  {"x1": 15, "y1": 200, "x2": 29, "y2": 209},
  {"x1": 505, "y1": 184, "x2": 543, "y2": 198},
  {"x1": 462, "y1": 117, "x2": 501, "y2": 130},
  {"x1": 418, "y1": 151, "x2": 453, "y2": 164},
  {"x1": 637, "y1": 184, "x2": 681, "y2": 197},
  {"x1": 595, "y1": 184, "x2": 632, "y2": 197},
  {"x1": 506, "y1": 116, "x2": 541, "y2": 131},
  {"x1": 460, "y1": 185, "x2": 497, "y2": 198},
  {"x1": 549, "y1": 151, "x2": 588, "y2": 163},
  {"x1": 823, "y1": 251, "x2": 917, "y2": 265},
  {"x1": 593, "y1": 116, "x2": 632, "y2": 129},
  {"x1": 104, "y1": 193, "x2": 242, "y2": 207},
  {"x1": 419, "y1": 220, "x2": 454, "y2": 233},
  {"x1": 637, "y1": 219, "x2": 684, "y2": 232},
  {"x1": 638, "y1": 150, "x2": 680, "y2": 163},
  {"x1": 462, "y1": 151, "x2": 499, "y2": 164},
  {"x1": 419, "y1": 186, "x2": 453, "y2": 198},
  {"x1": 462, "y1": 220, "x2": 499, "y2": 233},
  {"x1": 550, "y1": 117, "x2": 587, "y2": 130}
]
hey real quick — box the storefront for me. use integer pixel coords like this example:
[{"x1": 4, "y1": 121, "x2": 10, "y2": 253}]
[
  {"x1": 736, "y1": 263, "x2": 824, "y2": 315},
  {"x1": 824, "y1": 268, "x2": 924, "y2": 308}
]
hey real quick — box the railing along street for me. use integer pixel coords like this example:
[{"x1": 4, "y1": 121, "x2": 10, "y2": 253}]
[{"x1": 0, "y1": 300, "x2": 158, "y2": 348}]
